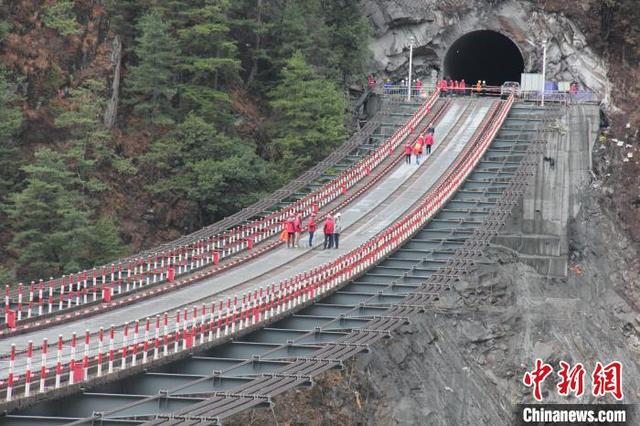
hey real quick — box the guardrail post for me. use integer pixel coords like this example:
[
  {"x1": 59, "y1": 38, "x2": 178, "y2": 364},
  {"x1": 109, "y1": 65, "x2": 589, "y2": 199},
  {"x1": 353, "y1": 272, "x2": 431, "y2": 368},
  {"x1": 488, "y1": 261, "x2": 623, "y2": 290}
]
[
  {"x1": 131, "y1": 321, "x2": 139, "y2": 367},
  {"x1": 153, "y1": 316, "x2": 160, "y2": 360},
  {"x1": 121, "y1": 323, "x2": 128, "y2": 370},
  {"x1": 92, "y1": 269, "x2": 97, "y2": 301},
  {"x1": 97, "y1": 328, "x2": 104, "y2": 377},
  {"x1": 24, "y1": 340, "x2": 33, "y2": 397},
  {"x1": 55, "y1": 335, "x2": 63, "y2": 388},
  {"x1": 6, "y1": 344, "x2": 15, "y2": 401},
  {"x1": 83, "y1": 330, "x2": 90, "y2": 381},
  {"x1": 69, "y1": 332, "x2": 77, "y2": 385},
  {"x1": 174, "y1": 311, "x2": 180, "y2": 353},
  {"x1": 40, "y1": 337, "x2": 48, "y2": 393},
  {"x1": 162, "y1": 314, "x2": 169, "y2": 357}
]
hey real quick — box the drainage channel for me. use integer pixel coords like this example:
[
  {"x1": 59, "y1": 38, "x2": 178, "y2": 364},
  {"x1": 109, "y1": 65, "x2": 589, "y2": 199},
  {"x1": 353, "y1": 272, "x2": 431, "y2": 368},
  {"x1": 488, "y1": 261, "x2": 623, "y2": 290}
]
[{"x1": 0, "y1": 103, "x2": 560, "y2": 426}]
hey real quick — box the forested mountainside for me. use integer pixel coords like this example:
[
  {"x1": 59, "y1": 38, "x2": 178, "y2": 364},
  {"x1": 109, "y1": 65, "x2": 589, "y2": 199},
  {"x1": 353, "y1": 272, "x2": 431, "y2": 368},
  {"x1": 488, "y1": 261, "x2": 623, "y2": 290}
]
[{"x1": 0, "y1": 0, "x2": 371, "y2": 283}]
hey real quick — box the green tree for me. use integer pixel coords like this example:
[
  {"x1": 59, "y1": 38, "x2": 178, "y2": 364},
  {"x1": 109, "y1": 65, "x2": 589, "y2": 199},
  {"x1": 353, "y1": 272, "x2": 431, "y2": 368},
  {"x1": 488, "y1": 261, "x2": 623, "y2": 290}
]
[
  {"x1": 126, "y1": 9, "x2": 180, "y2": 126},
  {"x1": 55, "y1": 80, "x2": 110, "y2": 193},
  {"x1": 55, "y1": 80, "x2": 136, "y2": 197},
  {"x1": 0, "y1": 69, "x2": 23, "y2": 197},
  {"x1": 4, "y1": 149, "x2": 108, "y2": 281},
  {"x1": 144, "y1": 113, "x2": 272, "y2": 226},
  {"x1": 229, "y1": 0, "x2": 371, "y2": 89},
  {"x1": 229, "y1": 0, "x2": 331, "y2": 90},
  {"x1": 85, "y1": 217, "x2": 126, "y2": 266},
  {"x1": 105, "y1": 0, "x2": 152, "y2": 48},
  {"x1": 269, "y1": 51, "x2": 346, "y2": 177},
  {"x1": 173, "y1": 0, "x2": 241, "y2": 122},
  {"x1": 321, "y1": 0, "x2": 372, "y2": 83},
  {"x1": 41, "y1": 0, "x2": 80, "y2": 36}
]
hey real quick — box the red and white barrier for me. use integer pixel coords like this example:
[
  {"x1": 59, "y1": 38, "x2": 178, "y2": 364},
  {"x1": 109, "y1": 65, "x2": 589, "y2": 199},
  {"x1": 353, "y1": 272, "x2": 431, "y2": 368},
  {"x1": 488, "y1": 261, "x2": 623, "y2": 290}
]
[{"x1": 1, "y1": 92, "x2": 442, "y2": 332}]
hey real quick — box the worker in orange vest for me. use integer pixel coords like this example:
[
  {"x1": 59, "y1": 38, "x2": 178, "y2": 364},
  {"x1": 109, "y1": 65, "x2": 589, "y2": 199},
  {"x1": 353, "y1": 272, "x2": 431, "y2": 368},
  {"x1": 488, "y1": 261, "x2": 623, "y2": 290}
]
[{"x1": 414, "y1": 136, "x2": 424, "y2": 165}]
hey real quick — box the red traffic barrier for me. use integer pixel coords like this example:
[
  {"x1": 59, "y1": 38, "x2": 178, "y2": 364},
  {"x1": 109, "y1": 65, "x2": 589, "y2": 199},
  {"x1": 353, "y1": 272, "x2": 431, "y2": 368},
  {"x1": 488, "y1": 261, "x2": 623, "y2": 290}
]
[
  {"x1": 6, "y1": 309, "x2": 16, "y2": 329},
  {"x1": 103, "y1": 287, "x2": 111, "y2": 303},
  {"x1": 167, "y1": 266, "x2": 176, "y2": 282},
  {"x1": 72, "y1": 362, "x2": 84, "y2": 383}
]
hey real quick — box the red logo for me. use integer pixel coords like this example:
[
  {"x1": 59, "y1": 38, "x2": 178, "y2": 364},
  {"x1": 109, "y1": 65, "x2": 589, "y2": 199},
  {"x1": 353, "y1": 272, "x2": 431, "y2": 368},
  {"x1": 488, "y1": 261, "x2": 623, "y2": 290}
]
[
  {"x1": 523, "y1": 358, "x2": 553, "y2": 401},
  {"x1": 557, "y1": 361, "x2": 585, "y2": 397},
  {"x1": 523, "y1": 360, "x2": 624, "y2": 401},
  {"x1": 592, "y1": 361, "x2": 623, "y2": 400}
]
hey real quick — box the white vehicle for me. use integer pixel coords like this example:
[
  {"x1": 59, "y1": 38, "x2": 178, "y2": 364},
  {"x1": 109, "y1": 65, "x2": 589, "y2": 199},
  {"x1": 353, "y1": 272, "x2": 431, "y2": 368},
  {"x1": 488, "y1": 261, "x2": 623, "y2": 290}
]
[{"x1": 501, "y1": 81, "x2": 521, "y2": 99}]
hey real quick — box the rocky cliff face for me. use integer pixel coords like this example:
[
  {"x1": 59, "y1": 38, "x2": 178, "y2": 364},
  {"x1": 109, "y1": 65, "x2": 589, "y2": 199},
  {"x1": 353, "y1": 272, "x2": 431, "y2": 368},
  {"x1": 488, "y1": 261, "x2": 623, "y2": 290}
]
[{"x1": 364, "y1": 0, "x2": 610, "y2": 104}]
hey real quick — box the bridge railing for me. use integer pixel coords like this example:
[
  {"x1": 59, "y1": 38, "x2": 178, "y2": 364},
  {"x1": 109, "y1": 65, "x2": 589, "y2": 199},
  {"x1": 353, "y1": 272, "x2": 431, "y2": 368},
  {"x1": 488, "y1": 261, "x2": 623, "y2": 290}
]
[
  {"x1": 1, "y1": 90, "x2": 442, "y2": 332},
  {"x1": 0, "y1": 95, "x2": 515, "y2": 405},
  {"x1": 519, "y1": 89, "x2": 600, "y2": 104}
]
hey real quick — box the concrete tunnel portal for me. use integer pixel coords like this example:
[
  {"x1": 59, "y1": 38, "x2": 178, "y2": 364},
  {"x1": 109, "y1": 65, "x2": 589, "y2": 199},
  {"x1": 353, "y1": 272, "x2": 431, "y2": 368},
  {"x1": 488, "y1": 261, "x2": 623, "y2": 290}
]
[{"x1": 443, "y1": 30, "x2": 525, "y2": 86}]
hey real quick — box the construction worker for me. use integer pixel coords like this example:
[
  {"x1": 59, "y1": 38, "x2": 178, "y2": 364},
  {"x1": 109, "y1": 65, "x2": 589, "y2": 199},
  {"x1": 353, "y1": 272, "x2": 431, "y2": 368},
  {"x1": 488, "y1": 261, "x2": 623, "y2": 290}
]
[
  {"x1": 404, "y1": 142, "x2": 412, "y2": 164},
  {"x1": 439, "y1": 79, "x2": 448, "y2": 97},
  {"x1": 307, "y1": 215, "x2": 317, "y2": 247},
  {"x1": 414, "y1": 138, "x2": 423, "y2": 165},
  {"x1": 333, "y1": 213, "x2": 342, "y2": 249},
  {"x1": 425, "y1": 132, "x2": 434, "y2": 154},
  {"x1": 323, "y1": 215, "x2": 334, "y2": 249},
  {"x1": 285, "y1": 217, "x2": 295, "y2": 248},
  {"x1": 475, "y1": 80, "x2": 481, "y2": 96}
]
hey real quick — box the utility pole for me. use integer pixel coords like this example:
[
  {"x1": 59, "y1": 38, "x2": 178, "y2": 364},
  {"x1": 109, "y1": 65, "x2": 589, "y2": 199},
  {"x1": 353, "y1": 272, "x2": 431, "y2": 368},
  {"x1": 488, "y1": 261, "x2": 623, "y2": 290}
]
[
  {"x1": 540, "y1": 39, "x2": 547, "y2": 107},
  {"x1": 407, "y1": 36, "x2": 415, "y2": 101},
  {"x1": 525, "y1": 38, "x2": 548, "y2": 107}
]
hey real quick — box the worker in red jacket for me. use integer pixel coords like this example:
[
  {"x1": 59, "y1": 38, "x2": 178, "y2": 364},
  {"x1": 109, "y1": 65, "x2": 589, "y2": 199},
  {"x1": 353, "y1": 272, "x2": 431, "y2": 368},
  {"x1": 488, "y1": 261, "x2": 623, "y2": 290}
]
[
  {"x1": 439, "y1": 79, "x2": 448, "y2": 97},
  {"x1": 424, "y1": 132, "x2": 434, "y2": 154},
  {"x1": 285, "y1": 217, "x2": 295, "y2": 248},
  {"x1": 323, "y1": 215, "x2": 335, "y2": 249},
  {"x1": 404, "y1": 142, "x2": 412, "y2": 164},
  {"x1": 307, "y1": 214, "x2": 317, "y2": 247}
]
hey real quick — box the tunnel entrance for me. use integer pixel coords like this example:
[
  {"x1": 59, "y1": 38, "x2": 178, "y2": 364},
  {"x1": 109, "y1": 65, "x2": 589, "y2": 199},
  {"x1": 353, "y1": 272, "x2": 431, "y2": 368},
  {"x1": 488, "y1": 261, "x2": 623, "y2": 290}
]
[{"x1": 443, "y1": 30, "x2": 524, "y2": 86}]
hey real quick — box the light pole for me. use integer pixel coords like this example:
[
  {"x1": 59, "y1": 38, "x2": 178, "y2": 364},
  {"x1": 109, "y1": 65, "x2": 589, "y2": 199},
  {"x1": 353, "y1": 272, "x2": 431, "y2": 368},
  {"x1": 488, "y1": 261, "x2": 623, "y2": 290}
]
[
  {"x1": 526, "y1": 38, "x2": 547, "y2": 106},
  {"x1": 540, "y1": 39, "x2": 547, "y2": 106},
  {"x1": 407, "y1": 36, "x2": 415, "y2": 101}
]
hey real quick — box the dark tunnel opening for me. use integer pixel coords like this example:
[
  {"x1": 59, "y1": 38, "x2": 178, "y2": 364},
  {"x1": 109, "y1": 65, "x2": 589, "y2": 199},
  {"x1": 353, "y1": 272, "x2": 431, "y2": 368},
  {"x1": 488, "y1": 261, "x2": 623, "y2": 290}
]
[{"x1": 443, "y1": 30, "x2": 524, "y2": 86}]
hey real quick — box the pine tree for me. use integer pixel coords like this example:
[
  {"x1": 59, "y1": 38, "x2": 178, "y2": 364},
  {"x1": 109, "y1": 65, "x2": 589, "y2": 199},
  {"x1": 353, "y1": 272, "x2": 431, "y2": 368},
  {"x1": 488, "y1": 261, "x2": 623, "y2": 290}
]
[
  {"x1": 55, "y1": 80, "x2": 110, "y2": 194},
  {"x1": 105, "y1": 0, "x2": 152, "y2": 48},
  {"x1": 0, "y1": 69, "x2": 23, "y2": 197},
  {"x1": 173, "y1": 0, "x2": 241, "y2": 122},
  {"x1": 126, "y1": 9, "x2": 180, "y2": 126},
  {"x1": 230, "y1": 0, "x2": 333, "y2": 90},
  {"x1": 6, "y1": 149, "x2": 96, "y2": 281},
  {"x1": 41, "y1": 0, "x2": 80, "y2": 36},
  {"x1": 269, "y1": 51, "x2": 346, "y2": 177},
  {"x1": 321, "y1": 0, "x2": 372, "y2": 83},
  {"x1": 144, "y1": 113, "x2": 272, "y2": 226}
]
